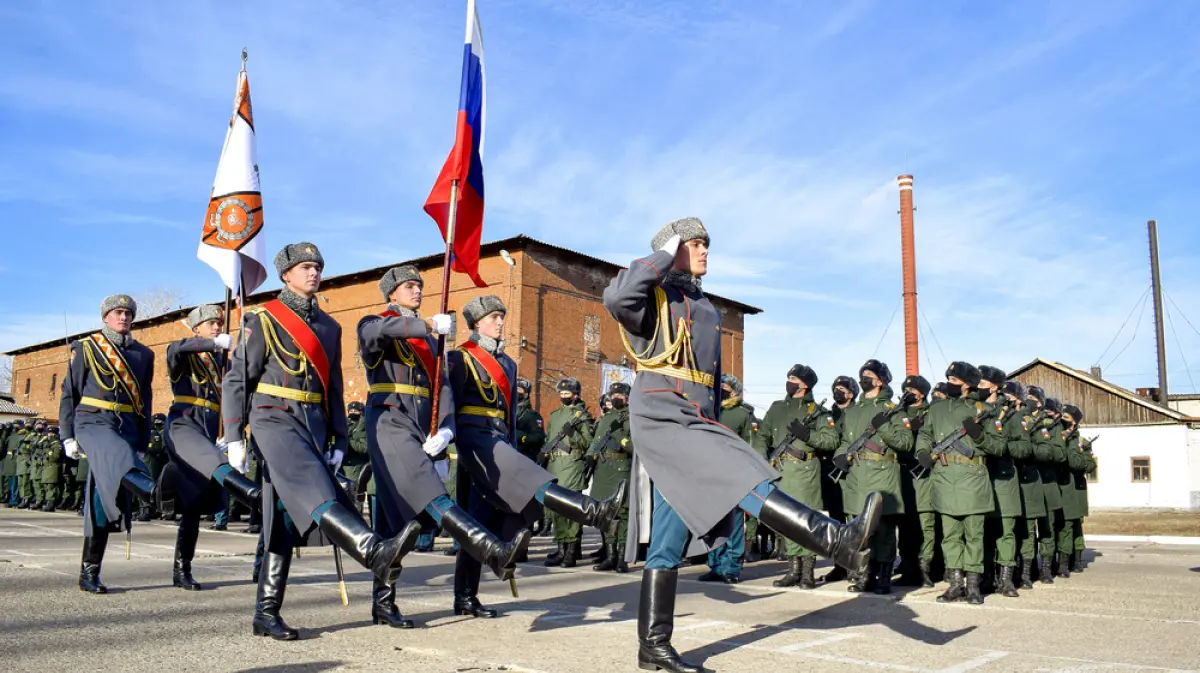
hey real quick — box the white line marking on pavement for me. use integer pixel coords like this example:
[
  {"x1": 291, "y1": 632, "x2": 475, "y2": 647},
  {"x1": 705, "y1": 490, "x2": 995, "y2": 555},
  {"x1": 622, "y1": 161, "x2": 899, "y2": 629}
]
[
  {"x1": 776, "y1": 632, "x2": 859, "y2": 652},
  {"x1": 935, "y1": 651, "x2": 1011, "y2": 672},
  {"x1": 672, "y1": 620, "x2": 728, "y2": 633},
  {"x1": 6, "y1": 521, "x2": 82, "y2": 537}
]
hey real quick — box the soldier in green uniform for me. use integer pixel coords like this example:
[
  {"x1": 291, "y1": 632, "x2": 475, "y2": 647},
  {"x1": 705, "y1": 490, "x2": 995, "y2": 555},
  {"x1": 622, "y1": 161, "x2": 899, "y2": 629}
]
[
  {"x1": 139, "y1": 414, "x2": 169, "y2": 521},
  {"x1": 821, "y1": 375, "x2": 859, "y2": 584},
  {"x1": 3, "y1": 421, "x2": 21, "y2": 506},
  {"x1": 1028, "y1": 392, "x2": 1066, "y2": 583},
  {"x1": 343, "y1": 401, "x2": 369, "y2": 513},
  {"x1": 1058, "y1": 404, "x2": 1089, "y2": 579},
  {"x1": 716, "y1": 375, "x2": 759, "y2": 562},
  {"x1": 38, "y1": 425, "x2": 64, "y2": 512},
  {"x1": 915, "y1": 362, "x2": 1006, "y2": 605},
  {"x1": 758, "y1": 365, "x2": 840, "y2": 589},
  {"x1": 1015, "y1": 386, "x2": 1049, "y2": 588},
  {"x1": 16, "y1": 421, "x2": 35, "y2": 508},
  {"x1": 977, "y1": 366, "x2": 1025, "y2": 598},
  {"x1": 832, "y1": 360, "x2": 914, "y2": 594},
  {"x1": 27, "y1": 421, "x2": 48, "y2": 509},
  {"x1": 590, "y1": 381, "x2": 633, "y2": 573},
  {"x1": 896, "y1": 375, "x2": 934, "y2": 587},
  {"x1": 542, "y1": 377, "x2": 595, "y2": 567},
  {"x1": 1071, "y1": 428, "x2": 1096, "y2": 572},
  {"x1": 0, "y1": 423, "x2": 9, "y2": 504}
]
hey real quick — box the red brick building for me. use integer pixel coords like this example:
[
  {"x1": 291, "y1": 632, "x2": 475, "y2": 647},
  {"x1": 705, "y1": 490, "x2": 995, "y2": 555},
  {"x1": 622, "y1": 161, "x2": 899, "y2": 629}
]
[{"x1": 6, "y1": 235, "x2": 760, "y2": 423}]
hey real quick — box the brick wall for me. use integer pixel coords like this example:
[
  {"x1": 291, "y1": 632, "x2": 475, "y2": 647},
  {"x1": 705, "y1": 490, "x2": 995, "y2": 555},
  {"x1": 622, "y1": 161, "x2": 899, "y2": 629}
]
[{"x1": 10, "y1": 242, "x2": 748, "y2": 426}]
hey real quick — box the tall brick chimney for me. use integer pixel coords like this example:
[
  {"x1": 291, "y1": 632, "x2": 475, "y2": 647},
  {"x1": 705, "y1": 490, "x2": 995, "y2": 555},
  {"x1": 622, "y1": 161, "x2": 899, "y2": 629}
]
[{"x1": 898, "y1": 175, "x2": 919, "y2": 376}]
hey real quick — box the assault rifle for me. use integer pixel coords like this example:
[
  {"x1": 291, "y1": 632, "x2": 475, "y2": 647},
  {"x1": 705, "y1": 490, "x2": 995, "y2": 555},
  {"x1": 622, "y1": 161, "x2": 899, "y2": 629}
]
[
  {"x1": 539, "y1": 412, "x2": 587, "y2": 461},
  {"x1": 767, "y1": 398, "x2": 828, "y2": 464},
  {"x1": 830, "y1": 396, "x2": 912, "y2": 483},
  {"x1": 911, "y1": 401, "x2": 1009, "y2": 478}
]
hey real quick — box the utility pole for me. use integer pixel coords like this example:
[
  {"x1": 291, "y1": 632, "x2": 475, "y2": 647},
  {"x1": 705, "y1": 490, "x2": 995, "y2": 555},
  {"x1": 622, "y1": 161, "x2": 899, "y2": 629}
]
[
  {"x1": 1148, "y1": 220, "x2": 1169, "y2": 404},
  {"x1": 898, "y1": 175, "x2": 919, "y2": 376}
]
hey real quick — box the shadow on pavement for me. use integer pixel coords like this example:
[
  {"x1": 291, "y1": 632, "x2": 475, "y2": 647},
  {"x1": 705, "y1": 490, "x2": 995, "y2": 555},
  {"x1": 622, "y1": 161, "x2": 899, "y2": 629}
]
[{"x1": 234, "y1": 662, "x2": 344, "y2": 673}]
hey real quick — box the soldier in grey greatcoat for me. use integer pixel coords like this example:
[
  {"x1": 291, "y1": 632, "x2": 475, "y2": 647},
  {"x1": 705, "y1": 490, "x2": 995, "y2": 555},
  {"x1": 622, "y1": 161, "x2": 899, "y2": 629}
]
[
  {"x1": 446, "y1": 295, "x2": 625, "y2": 618},
  {"x1": 357, "y1": 266, "x2": 530, "y2": 628},
  {"x1": 59, "y1": 294, "x2": 158, "y2": 594},
  {"x1": 602, "y1": 218, "x2": 884, "y2": 673},
  {"x1": 222, "y1": 243, "x2": 422, "y2": 641},
  {"x1": 164, "y1": 304, "x2": 263, "y2": 592}
]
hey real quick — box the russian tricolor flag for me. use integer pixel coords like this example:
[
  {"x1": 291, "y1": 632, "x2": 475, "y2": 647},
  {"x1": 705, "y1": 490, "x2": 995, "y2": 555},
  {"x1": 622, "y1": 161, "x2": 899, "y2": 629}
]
[{"x1": 424, "y1": 0, "x2": 488, "y2": 288}]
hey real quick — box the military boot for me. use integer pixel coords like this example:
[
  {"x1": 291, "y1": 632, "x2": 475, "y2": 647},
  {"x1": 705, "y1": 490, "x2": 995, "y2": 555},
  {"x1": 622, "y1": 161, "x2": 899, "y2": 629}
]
[
  {"x1": 822, "y1": 565, "x2": 848, "y2": 584},
  {"x1": 744, "y1": 539, "x2": 761, "y2": 564},
  {"x1": 1072, "y1": 550, "x2": 1086, "y2": 572},
  {"x1": 371, "y1": 578, "x2": 415, "y2": 629},
  {"x1": 440, "y1": 504, "x2": 530, "y2": 581},
  {"x1": 316, "y1": 503, "x2": 422, "y2": 583},
  {"x1": 544, "y1": 542, "x2": 567, "y2": 567},
  {"x1": 222, "y1": 470, "x2": 262, "y2": 510},
  {"x1": 588, "y1": 537, "x2": 607, "y2": 560},
  {"x1": 798, "y1": 556, "x2": 817, "y2": 590},
  {"x1": 561, "y1": 540, "x2": 579, "y2": 568},
  {"x1": 773, "y1": 535, "x2": 787, "y2": 561},
  {"x1": 41, "y1": 497, "x2": 56, "y2": 513},
  {"x1": 453, "y1": 552, "x2": 497, "y2": 618},
  {"x1": 849, "y1": 563, "x2": 876, "y2": 593},
  {"x1": 873, "y1": 561, "x2": 893, "y2": 595},
  {"x1": 540, "y1": 481, "x2": 626, "y2": 540},
  {"x1": 78, "y1": 527, "x2": 110, "y2": 594},
  {"x1": 252, "y1": 550, "x2": 299, "y2": 640},
  {"x1": 1039, "y1": 557, "x2": 1054, "y2": 584},
  {"x1": 965, "y1": 572, "x2": 984, "y2": 605},
  {"x1": 593, "y1": 543, "x2": 616, "y2": 571},
  {"x1": 1055, "y1": 552, "x2": 1071, "y2": 578},
  {"x1": 997, "y1": 566, "x2": 1020, "y2": 598},
  {"x1": 919, "y1": 559, "x2": 935, "y2": 588},
  {"x1": 757, "y1": 490, "x2": 882, "y2": 576},
  {"x1": 637, "y1": 569, "x2": 705, "y2": 673},
  {"x1": 772, "y1": 556, "x2": 802, "y2": 588},
  {"x1": 937, "y1": 568, "x2": 965, "y2": 603},
  {"x1": 613, "y1": 543, "x2": 630, "y2": 574},
  {"x1": 172, "y1": 513, "x2": 202, "y2": 591},
  {"x1": 1017, "y1": 559, "x2": 1033, "y2": 590}
]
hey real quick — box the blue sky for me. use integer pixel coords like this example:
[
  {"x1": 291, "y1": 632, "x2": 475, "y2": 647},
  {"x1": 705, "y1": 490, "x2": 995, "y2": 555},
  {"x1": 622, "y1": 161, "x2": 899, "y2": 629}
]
[{"x1": 3, "y1": 1, "x2": 1200, "y2": 411}]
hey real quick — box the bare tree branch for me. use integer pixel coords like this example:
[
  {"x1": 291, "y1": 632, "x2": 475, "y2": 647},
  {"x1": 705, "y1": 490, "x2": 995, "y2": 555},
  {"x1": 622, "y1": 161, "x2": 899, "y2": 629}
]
[
  {"x1": 0, "y1": 356, "x2": 11, "y2": 396},
  {"x1": 133, "y1": 287, "x2": 189, "y2": 320}
]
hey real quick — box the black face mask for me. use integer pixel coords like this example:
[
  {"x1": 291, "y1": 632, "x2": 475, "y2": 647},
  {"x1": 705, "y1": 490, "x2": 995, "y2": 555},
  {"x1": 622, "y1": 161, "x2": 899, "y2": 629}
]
[
  {"x1": 899, "y1": 391, "x2": 917, "y2": 407},
  {"x1": 973, "y1": 387, "x2": 991, "y2": 401},
  {"x1": 785, "y1": 382, "x2": 801, "y2": 398},
  {"x1": 348, "y1": 413, "x2": 361, "y2": 422},
  {"x1": 560, "y1": 397, "x2": 575, "y2": 407},
  {"x1": 833, "y1": 389, "x2": 850, "y2": 405},
  {"x1": 945, "y1": 385, "x2": 963, "y2": 399},
  {"x1": 611, "y1": 398, "x2": 627, "y2": 410},
  {"x1": 517, "y1": 393, "x2": 528, "y2": 404},
  {"x1": 859, "y1": 377, "x2": 876, "y2": 393}
]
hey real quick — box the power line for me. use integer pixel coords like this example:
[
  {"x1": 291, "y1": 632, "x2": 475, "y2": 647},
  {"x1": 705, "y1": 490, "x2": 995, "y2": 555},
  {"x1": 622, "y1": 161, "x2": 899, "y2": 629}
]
[
  {"x1": 1104, "y1": 289, "x2": 1152, "y2": 371},
  {"x1": 1093, "y1": 285, "x2": 1152, "y2": 367},
  {"x1": 1165, "y1": 302, "x2": 1197, "y2": 394},
  {"x1": 1164, "y1": 291, "x2": 1200, "y2": 341},
  {"x1": 918, "y1": 305, "x2": 949, "y2": 372},
  {"x1": 872, "y1": 296, "x2": 902, "y2": 358}
]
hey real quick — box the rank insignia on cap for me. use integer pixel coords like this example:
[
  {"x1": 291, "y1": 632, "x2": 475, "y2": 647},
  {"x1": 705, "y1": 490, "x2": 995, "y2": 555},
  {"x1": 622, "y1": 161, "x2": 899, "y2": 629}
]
[{"x1": 306, "y1": 246, "x2": 314, "y2": 254}]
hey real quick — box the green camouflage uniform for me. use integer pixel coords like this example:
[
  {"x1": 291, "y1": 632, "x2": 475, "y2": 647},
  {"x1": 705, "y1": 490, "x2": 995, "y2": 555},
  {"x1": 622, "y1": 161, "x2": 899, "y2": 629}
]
[{"x1": 544, "y1": 401, "x2": 594, "y2": 545}]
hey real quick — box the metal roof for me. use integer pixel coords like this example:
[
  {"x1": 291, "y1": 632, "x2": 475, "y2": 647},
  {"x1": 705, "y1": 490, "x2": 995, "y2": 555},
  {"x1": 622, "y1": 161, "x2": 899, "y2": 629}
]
[
  {"x1": 0, "y1": 397, "x2": 38, "y2": 417},
  {"x1": 4, "y1": 234, "x2": 762, "y2": 356},
  {"x1": 1007, "y1": 357, "x2": 1187, "y2": 421}
]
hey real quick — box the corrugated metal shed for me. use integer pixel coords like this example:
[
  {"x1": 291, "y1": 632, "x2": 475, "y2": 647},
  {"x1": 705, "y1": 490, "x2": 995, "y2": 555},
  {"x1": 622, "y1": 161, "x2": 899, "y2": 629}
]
[
  {"x1": 0, "y1": 394, "x2": 38, "y2": 417},
  {"x1": 1008, "y1": 358, "x2": 1187, "y2": 426}
]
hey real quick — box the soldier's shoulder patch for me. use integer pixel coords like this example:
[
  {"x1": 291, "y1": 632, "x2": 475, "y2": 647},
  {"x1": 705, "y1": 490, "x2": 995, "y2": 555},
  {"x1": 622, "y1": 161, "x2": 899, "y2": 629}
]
[
  {"x1": 1041, "y1": 428, "x2": 1050, "y2": 438},
  {"x1": 1061, "y1": 431, "x2": 1068, "y2": 441},
  {"x1": 994, "y1": 419, "x2": 1004, "y2": 432},
  {"x1": 536, "y1": 418, "x2": 543, "y2": 427},
  {"x1": 1022, "y1": 416, "x2": 1031, "y2": 430},
  {"x1": 826, "y1": 417, "x2": 836, "y2": 428},
  {"x1": 902, "y1": 417, "x2": 911, "y2": 429}
]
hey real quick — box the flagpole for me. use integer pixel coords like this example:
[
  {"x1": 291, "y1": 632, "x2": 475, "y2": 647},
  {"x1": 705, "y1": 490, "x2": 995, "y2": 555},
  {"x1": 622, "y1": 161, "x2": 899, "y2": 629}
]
[{"x1": 429, "y1": 179, "x2": 459, "y2": 439}]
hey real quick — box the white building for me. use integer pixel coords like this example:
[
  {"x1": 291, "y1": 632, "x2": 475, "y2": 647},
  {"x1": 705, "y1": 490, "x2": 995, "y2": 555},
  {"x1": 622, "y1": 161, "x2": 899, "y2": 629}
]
[{"x1": 1010, "y1": 358, "x2": 1200, "y2": 510}]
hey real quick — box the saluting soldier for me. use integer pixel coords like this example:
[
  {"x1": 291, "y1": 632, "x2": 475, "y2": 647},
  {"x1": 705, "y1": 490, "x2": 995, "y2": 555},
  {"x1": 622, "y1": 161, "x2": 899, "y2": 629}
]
[
  {"x1": 604, "y1": 217, "x2": 881, "y2": 673},
  {"x1": 977, "y1": 366, "x2": 1025, "y2": 597},
  {"x1": 757, "y1": 365, "x2": 840, "y2": 590},
  {"x1": 1028, "y1": 393, "x2": 1067, "y2": 583},
  {"x1": 59, "y1": 294, "x2": 158, "y2": 594},
  {"x1": 357, "y1": 265, "x2": 530, "y2": 629},
  {"x1": 543, "y1": 377, "x2": 595, "y2": 568},
  {"x1": 163, "y1": 304, "x2": 262, "y2": 591},
  {"x1": 447, "y1": 295, "x2": 625, "y2": 618},
  {"x1": 915, "y1": 362, "x2": 1006, "y2": 605},
  {"x1": 222, "y1": 243, "x2": 422, "y2": 641},
  {"x1": 832, "y1": 360, "x2": 914, "y2": 595},
  {"x1": 896, "y1": 374, "x2": 934, "y2": 587},
  {"x1": 820, "y1": 374, "x2": 860, "y2": 584},
  {"x1": 590, "y1": 381, "x2": 634, "y2": 574},
  {"x1": 1058, "y1": 404, "x2": 1088, "y2": 578}
]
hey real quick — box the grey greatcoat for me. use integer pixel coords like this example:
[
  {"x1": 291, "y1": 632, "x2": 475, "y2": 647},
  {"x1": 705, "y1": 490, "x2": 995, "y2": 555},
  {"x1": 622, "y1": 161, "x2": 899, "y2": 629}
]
[
  {"x1": 447, "y1": 334, "x2": 552, "y2": 521},
  {"x1": 164, "y1": 337, "x2": 227, "y2": 508},
  {"x1": 59, "y1": 333, "x2": 155, "y2": 535},
  {"x1": 603, "y1": 251, "x2": 779, "y2": 563},
  {"x1": 357, "y1": 307, "x2": 456, "y2": 533},
  {"x1": 222, "y1": 302, "x2": 352, "y2": 542}
]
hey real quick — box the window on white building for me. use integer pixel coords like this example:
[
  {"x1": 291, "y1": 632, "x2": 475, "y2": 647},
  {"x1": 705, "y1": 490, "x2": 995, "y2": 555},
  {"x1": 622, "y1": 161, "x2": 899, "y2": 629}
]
[{"x1": 1131, "y1": 457, "x2": 1151, "y2": 483}]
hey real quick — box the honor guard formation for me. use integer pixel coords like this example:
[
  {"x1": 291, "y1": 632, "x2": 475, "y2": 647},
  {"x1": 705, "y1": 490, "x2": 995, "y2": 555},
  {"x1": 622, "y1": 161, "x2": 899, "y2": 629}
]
[{"x1": 0, "y1": 218, "x2": 1100, "y2": 673}]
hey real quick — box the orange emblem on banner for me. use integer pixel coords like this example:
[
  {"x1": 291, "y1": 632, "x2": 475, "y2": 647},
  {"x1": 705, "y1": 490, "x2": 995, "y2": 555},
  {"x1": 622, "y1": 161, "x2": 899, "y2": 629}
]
[{"x1": 203, "y1": 192, "x2": 263, "y2": 252}]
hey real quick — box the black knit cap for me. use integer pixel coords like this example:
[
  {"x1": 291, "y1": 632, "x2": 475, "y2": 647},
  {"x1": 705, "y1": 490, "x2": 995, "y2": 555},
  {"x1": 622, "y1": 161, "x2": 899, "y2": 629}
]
[
  {"x1": 945, "y1": 361, "x2": 982, "y2": 387},
  {"x1": 1027, "y1": 386, "x2": 1046, "y2": 403},
  {"x1": 787, "y1": 364, "x2": 818, "y2": 389},
  {"x1": 901, "y1": 374, "x2": 931, "y2": 398},
  {"x1": 858, "y1": 359, "x2": 892, "y2": 385},
  {"x1": 833, "y1": 375, "x2": 860, "y2": 398},
  {"x1": 978, "y1": 365, "x2": 1007, "y2": 387},
  {"x1": 1063, "y1": 404, "x2": 1083, "y2": 423}
]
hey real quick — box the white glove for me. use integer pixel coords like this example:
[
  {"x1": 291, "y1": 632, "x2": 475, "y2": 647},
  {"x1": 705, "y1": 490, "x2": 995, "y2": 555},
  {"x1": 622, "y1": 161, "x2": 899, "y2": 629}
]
[
  {"x1": 423, "y1": 428, "x2": 454, "y2": 458},
  {"x1": 327, "y1": 448, "x2": 345, "y2": 472},
  {"x1": 226, "y1": 440, "x2": 248, "y2": 473},
  {"x1": 658, "y1": 233, "x2": 682, "y2": 257},
  {"x1": 213, "y1": 333, "x2": 233, "y2": 350},
  {"x1": 64, "y1": 438, "x2": 80, "y2": 459},
  {"x1": 430, "y1": 313, "x2": 453, "y2": 336},
  {"x1": 215, "y1": 435, "x2": 228, "y2": 450}
]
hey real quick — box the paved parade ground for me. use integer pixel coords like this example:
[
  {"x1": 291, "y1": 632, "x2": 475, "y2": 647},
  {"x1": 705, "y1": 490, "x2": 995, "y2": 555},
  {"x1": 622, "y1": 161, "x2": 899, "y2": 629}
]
[{"x1": 2, "y1": 509, "x2": 1198, "y2": 673}]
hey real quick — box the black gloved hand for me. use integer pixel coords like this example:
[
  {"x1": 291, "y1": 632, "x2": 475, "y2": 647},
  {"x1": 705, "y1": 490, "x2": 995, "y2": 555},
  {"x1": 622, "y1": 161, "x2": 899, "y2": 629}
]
[
  {"x1": 788, "y1": 419, "x2": 812, "y2": 442},
  {"x1": 963, "y1": 418, "x2": 984, "y2": 440},
  {"x1": 832, "y1": 453, "x2": 851, "y2": 473},
  {"x1": 899, "y1": 392, "x2": 917, "y2": 408},
  {"x1": 917, "y1": 452, "x2": 935, "y2": 470},
  {"x1": 871, "y1": 413, "x2": 889, "y2": 430},
  {"x1": 909, "y1": 416, "x2": 925, "y2": 433}
]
